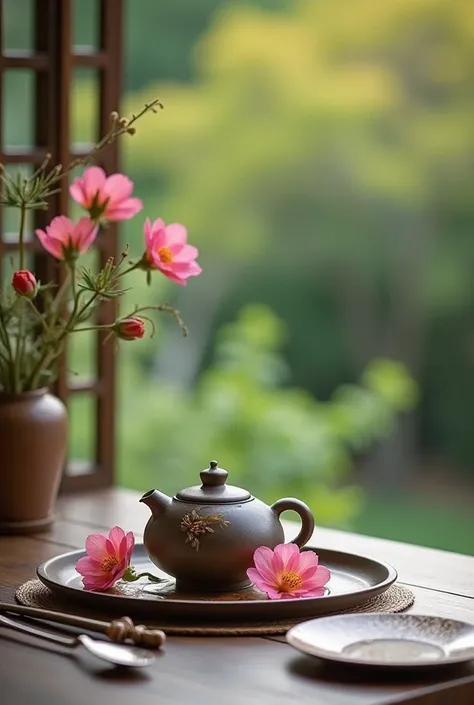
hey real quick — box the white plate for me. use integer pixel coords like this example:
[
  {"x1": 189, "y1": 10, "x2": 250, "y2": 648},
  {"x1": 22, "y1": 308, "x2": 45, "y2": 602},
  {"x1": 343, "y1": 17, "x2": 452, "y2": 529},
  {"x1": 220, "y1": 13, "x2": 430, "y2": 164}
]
[{"x1": 287, "y1": 613, "x2": 474, "y2": 669}]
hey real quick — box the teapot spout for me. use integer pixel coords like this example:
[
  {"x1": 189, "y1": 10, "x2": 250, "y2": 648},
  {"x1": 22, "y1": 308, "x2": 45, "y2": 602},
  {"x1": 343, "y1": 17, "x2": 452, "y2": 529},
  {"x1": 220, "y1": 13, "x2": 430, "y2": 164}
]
[{"x1": 140, "y1": 489, "x2": 172, "y2": 517}]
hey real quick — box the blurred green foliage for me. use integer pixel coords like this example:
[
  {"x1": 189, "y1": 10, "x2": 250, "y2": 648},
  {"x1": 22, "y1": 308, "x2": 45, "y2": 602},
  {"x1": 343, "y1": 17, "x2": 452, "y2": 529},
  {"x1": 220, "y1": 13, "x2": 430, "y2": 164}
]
[
  {"x1": 115, "y1": 0, "x2": 474, "y2": 475},
  {"x1": 118, "y1": 304, "x2": 417, "y2": 527}
]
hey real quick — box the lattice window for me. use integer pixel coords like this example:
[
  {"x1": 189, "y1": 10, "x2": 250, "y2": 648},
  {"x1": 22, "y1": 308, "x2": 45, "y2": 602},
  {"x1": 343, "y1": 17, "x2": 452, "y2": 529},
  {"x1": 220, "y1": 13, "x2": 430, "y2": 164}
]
[{"x1": 0, "y1": 0, "x2": 123, "y2": 490}]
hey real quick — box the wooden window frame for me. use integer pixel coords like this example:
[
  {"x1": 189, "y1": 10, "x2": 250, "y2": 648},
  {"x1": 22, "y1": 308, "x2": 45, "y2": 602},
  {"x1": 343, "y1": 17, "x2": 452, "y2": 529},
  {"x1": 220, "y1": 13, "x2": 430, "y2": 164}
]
[{"x1": 0, "y1": 0, "x2": 123, "y2": 490}]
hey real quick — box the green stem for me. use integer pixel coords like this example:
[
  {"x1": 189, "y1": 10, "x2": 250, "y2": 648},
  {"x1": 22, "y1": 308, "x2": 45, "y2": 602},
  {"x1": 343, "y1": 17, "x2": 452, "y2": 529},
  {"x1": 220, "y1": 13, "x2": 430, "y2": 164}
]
[
  {"x1": 119, "y1": 260, "x2": 142, "y2": 277},
  {"x1": 26, "y1": 298, "x2": 50, "y2": 334},
  {"x1": 69, "y1": 324, "x2": 113, "y2": 333},
  {"x1": 71, "y1": 262, "x2": 77, "y2": 300},
  {"x1": 18, "y1": 204, "x2": 27, "y2": 270},
  {"x1": 0, "y1": 315, "x2": 15, "y2": 392},
  {"x1": 13, "y1": 300, "x2": 24, "y2": 393},
  {"x1": 72, "y1": 291, "x2": 99, "y2": 325},
  {"x1": 49, "y1": 272, "x2": 71, "y2": 321},
  {"x1": 26, "y1": 289, "x2": 100, "y2": 389},
  {"x1": 122, "y1": 568, "x2": 165, "y2": 584}
]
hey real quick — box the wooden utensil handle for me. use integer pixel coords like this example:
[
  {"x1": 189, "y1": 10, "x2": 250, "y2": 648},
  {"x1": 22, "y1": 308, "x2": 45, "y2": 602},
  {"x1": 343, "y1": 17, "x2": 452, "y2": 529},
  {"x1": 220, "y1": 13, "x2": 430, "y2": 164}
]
[
  {"x1": 0, "y1": 602, "x2": 166, "y2": 648},
  {"x1": 105, "y1": 616, "x2": 166, "y2": 648}
]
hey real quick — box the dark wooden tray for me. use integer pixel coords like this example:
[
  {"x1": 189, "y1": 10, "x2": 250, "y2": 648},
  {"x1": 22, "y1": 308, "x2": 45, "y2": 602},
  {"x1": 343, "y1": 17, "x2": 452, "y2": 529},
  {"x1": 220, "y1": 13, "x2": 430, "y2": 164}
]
[{"x1": 37, "y1": 544, "x2": 397, "y2": 623}]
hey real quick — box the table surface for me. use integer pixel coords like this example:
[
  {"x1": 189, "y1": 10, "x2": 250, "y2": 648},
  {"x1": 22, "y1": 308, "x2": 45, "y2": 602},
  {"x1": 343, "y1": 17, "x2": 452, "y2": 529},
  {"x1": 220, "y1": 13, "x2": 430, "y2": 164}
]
[{"x1": 0, "y1": 487, "x2": 473, "y2": 705}]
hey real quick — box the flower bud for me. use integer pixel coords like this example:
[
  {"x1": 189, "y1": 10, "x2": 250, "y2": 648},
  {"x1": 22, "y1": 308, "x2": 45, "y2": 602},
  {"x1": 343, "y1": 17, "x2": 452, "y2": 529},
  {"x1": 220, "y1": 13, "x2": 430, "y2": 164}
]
[
  {"x1": 12, "y1": 270, "x2": 38, "y2": 298},
  {"x1": 114, "y1": 317, "x2": 146, "y2": 341}
]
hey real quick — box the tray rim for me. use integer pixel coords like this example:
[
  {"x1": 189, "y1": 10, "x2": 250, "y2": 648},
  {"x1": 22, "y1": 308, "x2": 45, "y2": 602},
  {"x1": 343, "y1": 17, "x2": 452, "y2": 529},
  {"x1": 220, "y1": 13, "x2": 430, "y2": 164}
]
[{"x1": 36, "y1": 544, "x2": 398, "y2": 618}]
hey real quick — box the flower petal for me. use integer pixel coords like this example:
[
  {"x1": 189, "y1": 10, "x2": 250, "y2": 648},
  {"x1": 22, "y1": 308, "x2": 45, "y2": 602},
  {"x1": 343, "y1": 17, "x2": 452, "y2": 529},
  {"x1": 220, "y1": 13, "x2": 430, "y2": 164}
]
[
  {"x1": 253, "y1": 546, "x2": 278, "y2": 583},
  {"x1": 75, "y1": 217, "x2": 98, "y2": 253},
  {"x1": 246, "y1": 567, "x2": 272, "y2": 594},
  {"x1": 273, "y1": 543, "x2": 300, "y2": 572},
  {"x1": 103, "y1": 173, "x2": 133, "y2": 202},
  {"x1": 105, "y1": 198, "x2": 143, "y2": 221},
  {"x1": 82, "y1": 166, "x2": 106, "y2": 200},
  {"x1": 125, "y1": 532, "x2": 135, "y2": 563},
  {"x1": 35, "y1": 229, "x2": 64, "y2": 260},
  {"x1": 85, "y1": 533, "x2": 108, "y2": 560},
  {"x1": 110, "y1": 558, "x2": 127, "y2": 583},
  {"x1": 265, "y1": 586, "x2": 286, "y2": 600},
  {"x1": 69, "y1": 181, "x2": 87, "y2": 207},
  {"x1": 164, "y1": 223, "x2": 187, "y2": 245},
  {"x1": 107, "y1": 526, "x2": 125, "y2": 555},
  {"x1": 148, "y1": 219, "x2": 167, "y2": 248},
  {"x1": 170, "y1": 244, "x2": 199, "y2": 262},
  {"x1": 303, "y1": 565, "x2": 331, "y2": 589},
  {"x1": 297, "y1": 551, "x2": 320, "y2": 579}
]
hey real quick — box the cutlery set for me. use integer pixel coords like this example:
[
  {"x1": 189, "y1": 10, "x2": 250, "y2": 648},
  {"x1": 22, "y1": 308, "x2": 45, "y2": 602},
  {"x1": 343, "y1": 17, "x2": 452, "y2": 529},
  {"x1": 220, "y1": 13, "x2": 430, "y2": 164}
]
[{"x1": 0, "y1": 602, "x2": 165, "y2": 668}]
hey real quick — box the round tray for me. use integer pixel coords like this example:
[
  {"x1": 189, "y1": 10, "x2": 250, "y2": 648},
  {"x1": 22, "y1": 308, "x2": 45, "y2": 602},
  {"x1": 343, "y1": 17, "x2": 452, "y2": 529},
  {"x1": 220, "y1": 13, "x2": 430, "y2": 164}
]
[{"x1": 37, "y1": 544, "x2": 397, "y2": 623}]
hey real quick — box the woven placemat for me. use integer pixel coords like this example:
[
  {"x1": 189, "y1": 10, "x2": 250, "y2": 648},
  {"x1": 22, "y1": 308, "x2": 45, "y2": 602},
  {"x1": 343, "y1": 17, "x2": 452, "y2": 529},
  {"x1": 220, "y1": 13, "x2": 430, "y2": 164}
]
[{"x1": 15, "y1": 579, "x2": 414, "y2": 636}]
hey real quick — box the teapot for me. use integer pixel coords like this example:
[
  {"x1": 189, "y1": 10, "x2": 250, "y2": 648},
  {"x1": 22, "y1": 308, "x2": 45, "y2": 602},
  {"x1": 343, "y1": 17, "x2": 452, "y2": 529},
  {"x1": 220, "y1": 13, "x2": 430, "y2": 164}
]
[{"x1": 140, "y1": 460, "x2": 315, "y2": 592}]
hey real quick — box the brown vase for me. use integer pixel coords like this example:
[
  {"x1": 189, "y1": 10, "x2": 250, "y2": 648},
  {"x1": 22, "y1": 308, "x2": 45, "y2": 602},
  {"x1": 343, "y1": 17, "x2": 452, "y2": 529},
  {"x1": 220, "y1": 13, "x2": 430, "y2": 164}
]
[{"x1": 0, "y1": 389, "x2": 68, "y2": 534}]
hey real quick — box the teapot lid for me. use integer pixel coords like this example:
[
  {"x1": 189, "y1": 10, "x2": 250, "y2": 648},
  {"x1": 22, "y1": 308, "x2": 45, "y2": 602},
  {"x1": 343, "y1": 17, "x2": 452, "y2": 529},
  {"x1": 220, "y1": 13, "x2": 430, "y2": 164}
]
[{"x1": 175, "y1": 460, "x2": 252, "y2": 504}]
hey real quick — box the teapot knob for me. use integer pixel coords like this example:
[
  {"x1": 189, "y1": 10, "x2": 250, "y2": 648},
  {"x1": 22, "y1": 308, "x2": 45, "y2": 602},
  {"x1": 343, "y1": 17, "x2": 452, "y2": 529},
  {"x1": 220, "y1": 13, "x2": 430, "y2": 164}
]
[{"x1": 200, "y1": 460, "x2": 228, "y2": 487}]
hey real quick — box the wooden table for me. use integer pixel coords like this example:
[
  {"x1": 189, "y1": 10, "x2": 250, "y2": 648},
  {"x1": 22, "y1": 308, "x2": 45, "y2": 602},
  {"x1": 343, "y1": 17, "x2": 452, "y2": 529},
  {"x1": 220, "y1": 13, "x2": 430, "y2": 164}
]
[{"x1": 0, "y1": 488, "x2": 473, "y2": 705}]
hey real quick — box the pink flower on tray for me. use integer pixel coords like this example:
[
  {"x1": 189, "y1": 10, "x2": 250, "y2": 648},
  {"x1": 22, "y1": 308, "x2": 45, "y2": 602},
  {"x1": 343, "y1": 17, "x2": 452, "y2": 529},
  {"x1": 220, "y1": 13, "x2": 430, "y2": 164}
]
[
  {"x1": 69, "y1": 166, "x2": 143, "y2": 222},
  {"x1": 247, "y1": 543, "x2": 331, "y2": 600},
  {"x1": 143, "y1": 218, "x2": 201, "y2": 285},
  {"x1": 75, "y1": 526, "x2": 135, "y2": 591},
  {"x1": 35, "y1": 216, "x2": 98, "y2": 261}
]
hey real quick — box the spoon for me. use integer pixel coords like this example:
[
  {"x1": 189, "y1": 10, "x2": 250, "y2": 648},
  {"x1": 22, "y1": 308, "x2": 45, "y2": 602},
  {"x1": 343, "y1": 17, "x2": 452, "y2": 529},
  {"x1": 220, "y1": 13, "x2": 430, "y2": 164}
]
[{"x1": 0, "y1": 613, "x2": 156, "y2": 668}]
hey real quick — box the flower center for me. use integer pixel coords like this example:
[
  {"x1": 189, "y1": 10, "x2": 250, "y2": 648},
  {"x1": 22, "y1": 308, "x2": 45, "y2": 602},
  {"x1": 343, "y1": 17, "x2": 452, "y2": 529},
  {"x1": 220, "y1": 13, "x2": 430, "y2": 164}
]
[
  {"x1": 88, "y1": 193, "x2": 108, "y2": 221},
  {"x1": 278, "y1": 571, "x2": 303, "y2": 592},
  {"x1": 157, "y1": 246, "x2": 173, "y2": 264},
  {"x1": 101, "y1": 555, "x2": 119, "y2": 573}
]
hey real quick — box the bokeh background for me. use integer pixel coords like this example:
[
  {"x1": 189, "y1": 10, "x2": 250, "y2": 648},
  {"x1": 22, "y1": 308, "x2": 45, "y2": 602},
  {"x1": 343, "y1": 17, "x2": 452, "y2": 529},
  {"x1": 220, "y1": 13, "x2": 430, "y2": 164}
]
[{"x1": 4, "y1": 0, "x2": 474, "y2": 554}]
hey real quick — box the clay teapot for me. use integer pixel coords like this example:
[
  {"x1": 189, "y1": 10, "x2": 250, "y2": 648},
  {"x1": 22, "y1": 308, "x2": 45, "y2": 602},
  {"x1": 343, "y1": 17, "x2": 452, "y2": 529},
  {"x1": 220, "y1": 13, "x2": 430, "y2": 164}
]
[{"x1": 140, "y1": 460, "x2": 315, "y2": 591}]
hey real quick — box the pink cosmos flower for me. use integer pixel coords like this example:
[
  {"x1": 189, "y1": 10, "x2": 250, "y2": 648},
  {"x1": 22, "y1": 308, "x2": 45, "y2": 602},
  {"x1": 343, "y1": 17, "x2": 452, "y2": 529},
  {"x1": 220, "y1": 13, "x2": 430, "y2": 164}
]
[
  {"x1": 69, "y1": 166, "x2": 142, "y2": 222},
  {"x1": 35, "y1": 216, "x2": 98, "y2": 261},
  {"x1": 75, "y1": 526, "x2": 135, "y2": 591},
  {"x1": 247, "y1": 544, "x2": 331, "y2": 600},
  {"x1": 143, "y1": 218, "x2": 201, "y2": 285}
]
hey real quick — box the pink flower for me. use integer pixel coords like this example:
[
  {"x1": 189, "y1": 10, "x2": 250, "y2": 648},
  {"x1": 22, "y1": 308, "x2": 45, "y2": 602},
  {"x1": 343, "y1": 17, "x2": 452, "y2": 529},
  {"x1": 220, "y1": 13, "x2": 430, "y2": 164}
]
[
  {"x1": 143, "y1": 218, "x2": 201, "y2": 285},
  {"x1": 69, "y1": 166, "x2": 143, "y2": 222},
  {"x1": 12, "y1": 270, "x2": 37, "y2": 298},
  {"x1": 75, "y1": 526, "x2": 135, "y2": 591},
  {"x1": 247, "y1": 544, "x2": 331, "y2": 600},
  {"x1": 114, "y1": 317, "x2": 146, "y2": 340},
  {"x1": 35, "y1": 216, "x2": 98, "y2": 261}
]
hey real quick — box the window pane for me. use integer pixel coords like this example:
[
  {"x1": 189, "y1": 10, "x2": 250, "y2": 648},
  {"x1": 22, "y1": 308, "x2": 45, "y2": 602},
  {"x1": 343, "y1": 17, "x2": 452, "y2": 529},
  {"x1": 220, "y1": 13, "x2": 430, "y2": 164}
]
[
  {"x1": 73, "y1": 0, "x2": 99, "y2": 50},
  {"x1": 71, "y1": 68, "x2": 99, "y2": 146},
  {"x1": 2, "y1": 0, "x2": 34, "y2": 51},
  {"x1": 2, "y1": 70, "x2": 35, "y2": 148},
  {"x1": 67, "y1": 393, "x2": 96, "y2": 468}
]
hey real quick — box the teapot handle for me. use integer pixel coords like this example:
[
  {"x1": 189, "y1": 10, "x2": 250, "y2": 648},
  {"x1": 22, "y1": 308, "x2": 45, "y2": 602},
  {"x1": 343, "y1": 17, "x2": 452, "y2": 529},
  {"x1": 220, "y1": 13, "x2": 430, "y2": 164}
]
[{"x1": 270, "y1": 498, "x2": 315, "y2": 548}]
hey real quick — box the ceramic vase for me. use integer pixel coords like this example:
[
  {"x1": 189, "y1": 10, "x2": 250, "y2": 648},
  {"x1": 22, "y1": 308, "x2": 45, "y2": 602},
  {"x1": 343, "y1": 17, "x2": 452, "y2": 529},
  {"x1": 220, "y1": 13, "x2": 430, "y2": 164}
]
[{"x1": 0, "y1": 389, "x2": 68, "y2": 534}]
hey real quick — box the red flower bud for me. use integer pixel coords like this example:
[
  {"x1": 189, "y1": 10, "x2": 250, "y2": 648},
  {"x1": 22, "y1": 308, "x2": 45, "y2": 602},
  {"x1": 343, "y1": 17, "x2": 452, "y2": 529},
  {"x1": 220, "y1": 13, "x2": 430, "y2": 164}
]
[
  {"x1": 12, "y1": 270, "x2": 38, "y2": 298},
  {"x1": 115, "y1": 317, "x2": 146, "y2": 341}
]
